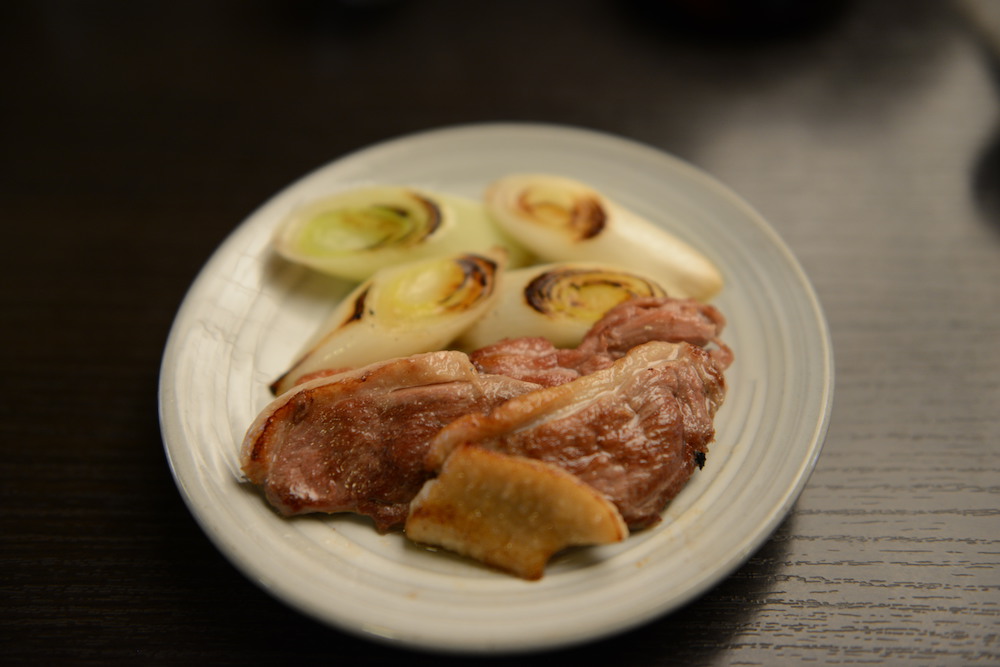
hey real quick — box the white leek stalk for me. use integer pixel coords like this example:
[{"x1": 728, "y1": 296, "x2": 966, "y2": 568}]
[
  {"x1": 271, "y1": 252, "x2": 503, "y2": 394},
  {"x1": 458, "y1": 262, "x2": 666, "y2": 350},
  {"x1": 484, "y1": 173, "x2": 723, "y2": 301},
  {"x1": 273, "y1": 186, "x2": 529, "y2": 281}
]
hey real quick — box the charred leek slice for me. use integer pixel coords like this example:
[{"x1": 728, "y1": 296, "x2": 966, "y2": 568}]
[
  {"x1": 484, "y1": 173, "x2": 723, "y2": 301},
  {"x1": 273, "y1": 186, "x2": 529, "y2": 281},
  {"x1": 271, "y1": 252, "x2": 503, "y2": 395},
  {"x1": 458, "y1": 262, "x2": 666, "y2": 349}
]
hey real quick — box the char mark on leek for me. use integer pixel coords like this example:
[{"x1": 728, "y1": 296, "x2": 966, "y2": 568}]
[
  {"x1": 515, "y1": 190, "x2": 606, "y2": 240},
  {"x1": 272, "y1": 186, "x2": 529, "y2": 282},
  {"x1": 346, "y1": 287, "x2": 370, "y2": 323},
  {"x1": 270, "y1": 252, "x2": 505, "y2": 395},
  {"x1": 486, "y1": 173, "x2": 724, "y2": 301},
  {"x1": 458, "y1": 262, "x2": 669, "y2": 350},
  {"x1": 523, "y1": 265, "x2": 665, "y2": 317}
]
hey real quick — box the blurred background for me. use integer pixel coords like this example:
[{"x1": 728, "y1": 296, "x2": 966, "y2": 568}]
[
  {"x1": 3, "y1": 1, "x2": 998, "y2": 664},
  {"x1": 4, "y1": 0, "x2": 998, "y2": 323}
]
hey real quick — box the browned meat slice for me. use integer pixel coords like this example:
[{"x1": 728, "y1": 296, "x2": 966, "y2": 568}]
[
  {"x1": 427, "y1": 341, "x2": 727, "y2": 530},
  {"x1": 564, "y1": 296, "x2": 733, "y2": 369},
  {"x1": 464, "y1": 336, "x2": 580, "y2": 387},
  {"x1": 469, "y1": 296, "x2": 733, "y2": 386},
  {"x1": 240, "y1": 351, "x2": 539, "y2": 532}
]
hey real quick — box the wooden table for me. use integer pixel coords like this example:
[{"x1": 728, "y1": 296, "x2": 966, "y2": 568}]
[{"x1": 3, "y1": 1, "x2": 998, "y2": 663}]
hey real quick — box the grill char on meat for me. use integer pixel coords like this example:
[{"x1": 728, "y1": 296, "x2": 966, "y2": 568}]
[
  {"x1": 240, "y1": 351, "x2": 539, "y2": 532},
  {"x1": 470, "y1": 296, "x2": 733, "y2": 386},
  {"x1": 427, "y1": 341, "x2": 727, "y2": 529}
]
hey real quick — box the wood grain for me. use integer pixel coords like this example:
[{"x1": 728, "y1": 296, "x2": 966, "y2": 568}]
[{"x1": 2, "y1": 1, "x2": 997, "y2": 664}]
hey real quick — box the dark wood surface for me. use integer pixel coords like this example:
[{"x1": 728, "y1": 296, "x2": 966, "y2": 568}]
[{"x1": 3, "y1": 1, "x2": 999, "y2": 664}]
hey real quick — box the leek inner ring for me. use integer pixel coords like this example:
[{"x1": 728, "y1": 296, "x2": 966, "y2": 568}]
[
  {"x1": 525, "y1": 268, "x2": 665, "y2": 321},
  {"x1": 379, "y1": 255, "x2": 498, "y2": 321},
  {"x1": 295, "y1": 195, "x2": 441, "y2": 256},
  {"x1": 515, "y1": 188, "x2": 606, "y2": 240}
]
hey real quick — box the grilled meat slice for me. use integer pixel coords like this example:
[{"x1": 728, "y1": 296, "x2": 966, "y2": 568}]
[
  {"x1": 427, "y1": 341, "x2": 727, "y2": 529},
  {"x1": 240, "y1": 351, "x2": 538, "y2": 532},
  {"x1": 469, "y1": 296, "x2": 733, "y2": 386}
]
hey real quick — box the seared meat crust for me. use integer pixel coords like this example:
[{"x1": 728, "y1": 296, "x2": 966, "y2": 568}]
[
  {"x1": 241, "y1": 351, "x2": 538, "y2": 532},
  {"x1": 242, "y1": 297, "x2": 731, "y2": 536},
  {"x1": 470, "y1": 296, "x2": 733, "y2": 387},
  {"x1": 427, "y1": 341, "x2": 727, "y2": 529}
]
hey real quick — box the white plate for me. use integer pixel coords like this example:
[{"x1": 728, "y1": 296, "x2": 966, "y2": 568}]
[{"x1": 158, "y1": 123, "x2": 834, "y2": 654}]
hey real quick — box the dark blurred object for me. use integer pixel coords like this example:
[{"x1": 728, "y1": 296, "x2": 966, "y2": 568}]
[
  {"x1": 958, "y1": 0, "x2": 1000, "y2": 232},
  {"x1": 626, "y1": 0, "x2": 852, "y2": 41},
  {"x1": 279, "y1": 0, "x2": 407, "y2": 35},
  {"x1": 973, "y1": 129, "x2": 1000, "y2": 232}
]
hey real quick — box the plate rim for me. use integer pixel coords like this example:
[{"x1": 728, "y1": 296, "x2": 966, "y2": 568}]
[{"x1": 158, "y1": 121, "x2": 834, "y2": 654}]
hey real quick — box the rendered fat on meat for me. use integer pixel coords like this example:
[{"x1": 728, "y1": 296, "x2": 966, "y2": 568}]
[
  {"x1": 240, "y1": 351, "x2": 539, "y2": 532},
  {"x1": 425, "y1": 341, "x2": 727, "y2": 529}
]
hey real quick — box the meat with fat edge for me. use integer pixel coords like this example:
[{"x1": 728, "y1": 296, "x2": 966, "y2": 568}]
[
  {"x1": 240, "y1": 351, "x2": 539, "y2": 532},
  {"x1": 469, "y1": 296, "x2": 733, "y2": 386},
  {"x1": 242, "y1": 297, "x2": 731, "y2": 535},
  {"x1": 426, "y1": 341, "x2": 727, "y2": 529}
]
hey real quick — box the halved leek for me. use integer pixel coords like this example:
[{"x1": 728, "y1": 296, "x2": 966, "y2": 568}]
[
  {"x1": 457, "y1": 262, "x2": 667, "y2": 350},
  {"x1": 273, "y1": 185, "x2": 530, "y2": 281},
  {"x1": 484, "y1": 173, "x2": 723, "y2": 301},
  {"x1": 271, "y1": 252, "x2": 503, "y2": 395}
]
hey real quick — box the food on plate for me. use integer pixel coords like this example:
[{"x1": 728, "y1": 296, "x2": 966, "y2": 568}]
[
  {"x1": 425, "y1": 340, "x2": 727, "y2": 530},
  {"x1": 457, "y1": 262, "x2": 668, "y2": 350},
  {"x1": 484, "y1": 173, "x2": 723, "y2": 301},
  {"x1": 242, "y1": 351, "x2": 539, "y2": 532},
  {"x1": 244, "y1": 175, "x2": 733, "y2": 578},
  {"x1": 246, "y1": 295, "x2": 729, "y2": 540},
  {"x1": 271, "y1": 252, "x2": 504, "y2": 395},
  {"x1": 406, "y1": 444, "x2": 628, "y2": 580},
  {"x1": 469, "y1": 296, "x2": 733, "y2": 386},
  {"x1": 272, "y1": 185, "x2": 531, "y2": 281}
]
